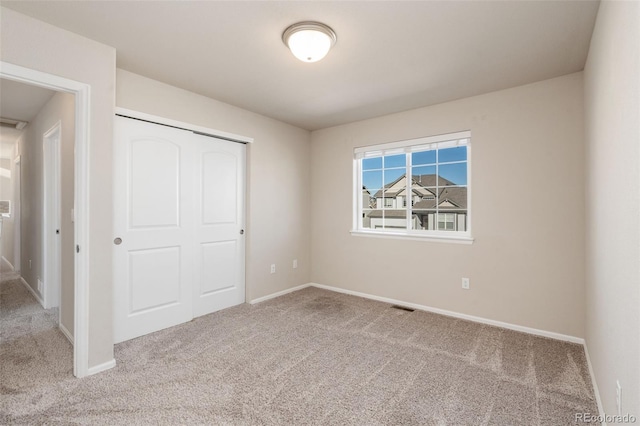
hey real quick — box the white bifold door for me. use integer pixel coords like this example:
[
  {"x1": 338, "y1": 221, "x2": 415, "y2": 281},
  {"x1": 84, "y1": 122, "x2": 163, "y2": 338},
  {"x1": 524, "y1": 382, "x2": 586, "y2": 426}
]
[{"x1": 113, "y1": 116, "x2": 245, "y2": 343}]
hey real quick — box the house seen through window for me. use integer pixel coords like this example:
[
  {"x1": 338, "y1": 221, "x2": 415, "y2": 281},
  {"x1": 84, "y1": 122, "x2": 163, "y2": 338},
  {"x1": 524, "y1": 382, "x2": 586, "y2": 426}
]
[{"x1": 354, "y1": 131, "x2": 470, "y2": 239}]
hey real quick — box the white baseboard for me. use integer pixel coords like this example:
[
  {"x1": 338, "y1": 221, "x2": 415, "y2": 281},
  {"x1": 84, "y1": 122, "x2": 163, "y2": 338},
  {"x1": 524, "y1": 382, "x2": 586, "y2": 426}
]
[
  {"x1": 583, "y1": 342, "x2": 606, "y2": 423},
  {"x1": 307, "y1": 282, "x2": 584, "y2": 344},
  {"x1": 1, "y1": 255, "x2": 15, "y2": 271},
  {"x1": 59, "y1": 322, "x2": 74, "y2": 345},
  {"x1": 249, "y1": 283, "x2": 311, "y2": 304},
  {"x1": 20, "y1": 276, "x2": 45, "y2": 308},
  {"x1": 87, "y1": 359, "x2": 116, "y2": 376}
]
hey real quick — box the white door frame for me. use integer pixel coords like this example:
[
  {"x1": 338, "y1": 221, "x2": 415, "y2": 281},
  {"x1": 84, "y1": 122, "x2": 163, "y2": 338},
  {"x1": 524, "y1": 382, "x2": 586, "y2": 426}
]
[
  {"x1": 42, "y1": 121, "x2": 62, "y2": 311},
  {"x1": 1, "y1": 61, "x2": 91, "y2": 378}
]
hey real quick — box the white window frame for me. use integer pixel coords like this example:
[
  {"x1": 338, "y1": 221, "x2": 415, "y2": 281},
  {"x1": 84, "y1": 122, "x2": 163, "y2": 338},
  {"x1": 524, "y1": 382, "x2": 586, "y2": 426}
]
[{"x1": 351, "y1": 131, "x2": 473, "y2": 244}]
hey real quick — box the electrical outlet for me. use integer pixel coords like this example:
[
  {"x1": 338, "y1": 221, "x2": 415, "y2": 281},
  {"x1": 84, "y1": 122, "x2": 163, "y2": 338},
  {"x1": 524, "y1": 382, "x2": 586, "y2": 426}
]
[
  {"x1": 270, "y1": 264, "x2": 276, "y2": 274},
  {"x1": 462, "y1": 277, "x2": 470, "y2": 290},
  {"x1": 293, "y1": 259, "x2": 298, "y2": 269},
  {"x1": 37, "y1": 278, "x2": 43, "y2": 293},
  {"x1": 616, "y1": 380, "x2": 622, "y2": 415}
]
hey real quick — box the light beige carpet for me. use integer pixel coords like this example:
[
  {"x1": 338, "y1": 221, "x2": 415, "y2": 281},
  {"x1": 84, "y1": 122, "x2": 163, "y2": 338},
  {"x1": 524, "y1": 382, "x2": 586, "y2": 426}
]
[{"x1": 1, "y1": 278, "x2": 599, "y2": 425}]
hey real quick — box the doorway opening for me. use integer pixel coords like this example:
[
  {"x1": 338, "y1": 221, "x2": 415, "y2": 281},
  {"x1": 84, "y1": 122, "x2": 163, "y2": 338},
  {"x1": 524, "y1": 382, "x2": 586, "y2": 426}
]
[{"x1": 1, "y1": 61, "x2": 91, "y2": 378}]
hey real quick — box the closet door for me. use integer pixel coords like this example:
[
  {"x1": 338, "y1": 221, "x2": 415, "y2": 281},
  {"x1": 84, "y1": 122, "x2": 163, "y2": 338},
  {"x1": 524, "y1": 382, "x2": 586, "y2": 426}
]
[
  {"x1": 114, "y1": 116, "x2": 247, "y2": 343},
  {"x1": 192, "y1": 133, "x2": 246, "y2": 318},
  {"x1": 113, "y1": 116, "x2": 195, "y2": 343}
]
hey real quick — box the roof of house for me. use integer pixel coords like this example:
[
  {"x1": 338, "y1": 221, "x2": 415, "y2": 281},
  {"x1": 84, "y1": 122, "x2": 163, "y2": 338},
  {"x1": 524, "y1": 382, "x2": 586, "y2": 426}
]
[
  {"x1": 367, "y1": 210, "x2": 408, "y2": 219},
  {"x1": 411, "y1": 174, "x2": 455, "y2": 188},
  {"x1": 372, "y1": 174, "x2": 456, "y2": 198},
  {"x1": 413, "y1": 187, "x2": 467, "y2": 210}
]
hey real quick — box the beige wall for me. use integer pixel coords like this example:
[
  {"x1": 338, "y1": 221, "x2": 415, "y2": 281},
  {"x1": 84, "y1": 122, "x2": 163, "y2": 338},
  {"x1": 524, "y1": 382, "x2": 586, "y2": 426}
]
[
  {"x1": 1, "y1": 157, "x2": 15, "y2": 268},
  {"x1": 116, "y1": 69, "x2": 311, "y2": 302},
  {"x1": 1, "y1": 7, "x2": 116, "y2": 368},
  {"x1": 14, "y1": 91, "x2": 75, "y2": 335},
  {"x1": 584, "y1": 0, "x2": 640, "y2": 417},
  {"x1": 311, "y1": 73, "x2": 585, "y2": 338}
]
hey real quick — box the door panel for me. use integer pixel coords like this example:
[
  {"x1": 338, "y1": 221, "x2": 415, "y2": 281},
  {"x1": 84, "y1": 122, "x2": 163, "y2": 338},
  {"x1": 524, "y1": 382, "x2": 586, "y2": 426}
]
[
  {"x1": 114, "y1": 117, "x2": 194, "y2": 343},
  {"x1": 130, "y1": 139, "x2": 180, "y2": 228},
  {"x1": 193, "y1": 134, "x2": 245, "y2": 318},
  {"x1": 200, "y1": 241, "x2": 237, "y2": 294},
  {"x1": 202, "y1": 151, "x2": 237, "y2": 225},
  {"x1": 129, "y1": 246, "x2": 181, "y2": 314}
]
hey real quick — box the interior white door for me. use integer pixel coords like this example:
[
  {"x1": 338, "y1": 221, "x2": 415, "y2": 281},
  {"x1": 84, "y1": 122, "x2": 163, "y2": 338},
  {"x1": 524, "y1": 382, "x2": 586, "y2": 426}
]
[
  {"x1": 43, "y1": 122, "x2": 62, "y2": 310},
  {"x1": 114, "y1": 116, "x2": 246, "y2": 343},
  {"x1": 113, "y1": 117, "x2": 195, "y2": 343},
  {"x1": 192, "y1": 133, "x2": 245, "y2": 317}
]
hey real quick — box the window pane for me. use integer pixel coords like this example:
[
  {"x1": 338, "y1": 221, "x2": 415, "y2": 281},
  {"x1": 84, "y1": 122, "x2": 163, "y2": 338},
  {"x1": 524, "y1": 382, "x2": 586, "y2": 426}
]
[
  {"x1": 438, "y1": 163, "x2": 467, "y2": 186},
  {"x1": 383, "y1": 168, "x2": 405, "y2": 187},
  {"x1": 439, "y1": 146, "x2": 467, "y2": 163},
  {"x1": 363, "y1": 157, "x2": 382, "y2": 170},
  {"x1": 383, "y1": 154, "x2": 405, "y2": 168},
  {"x1": 411, "y1": 165, "x2": 436, "y2": 185},
  {"x1": 362, "y1": 171, "x2": 382, "y2": 196},
  {"x1": 412, "y1": 150, "x2": 436, "y2": 166}
]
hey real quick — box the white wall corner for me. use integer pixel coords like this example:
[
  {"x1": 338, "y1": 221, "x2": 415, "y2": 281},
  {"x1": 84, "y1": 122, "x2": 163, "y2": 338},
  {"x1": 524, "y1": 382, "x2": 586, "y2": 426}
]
[{"x1": 583, "y1": 342, "x2": 606, "y2": 423}]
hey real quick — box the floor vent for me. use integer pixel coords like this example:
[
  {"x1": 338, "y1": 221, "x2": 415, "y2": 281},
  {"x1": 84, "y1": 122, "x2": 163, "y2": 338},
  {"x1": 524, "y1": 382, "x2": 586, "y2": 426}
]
[{"x1": 391, "y1": 305, "x2": 415, "y2": 312}]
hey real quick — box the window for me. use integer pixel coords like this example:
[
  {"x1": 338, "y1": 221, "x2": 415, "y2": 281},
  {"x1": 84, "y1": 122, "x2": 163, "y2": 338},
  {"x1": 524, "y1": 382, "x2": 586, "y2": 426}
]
[
  {"x1": 437, "y1": 213, "x2": 455, "y2": 230},
  {"x1": 353, "y1": 131, "x2": 471, "y2": 241}
]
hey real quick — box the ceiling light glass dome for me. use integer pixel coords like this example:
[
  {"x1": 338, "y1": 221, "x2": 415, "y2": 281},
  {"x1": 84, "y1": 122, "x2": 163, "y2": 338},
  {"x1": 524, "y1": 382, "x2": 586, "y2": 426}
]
[{"x1": 282, "y1": 22, "x2": 337, "y2": 63}]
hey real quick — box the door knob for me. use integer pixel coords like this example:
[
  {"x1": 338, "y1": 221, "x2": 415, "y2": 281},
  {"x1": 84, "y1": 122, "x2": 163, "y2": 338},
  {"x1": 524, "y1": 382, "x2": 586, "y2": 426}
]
[
  {"x1": 114, "y1": 237, "x2": 122, "y2": 245},
  {"x1": 240, "y1": 229, "x2": 244, "y2": 235}
]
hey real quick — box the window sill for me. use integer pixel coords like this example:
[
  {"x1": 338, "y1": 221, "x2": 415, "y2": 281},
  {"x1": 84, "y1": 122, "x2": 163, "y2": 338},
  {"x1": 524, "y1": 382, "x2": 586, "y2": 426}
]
[{"x1": 350, "y1": 230, "x2": 474, "y2": 244}]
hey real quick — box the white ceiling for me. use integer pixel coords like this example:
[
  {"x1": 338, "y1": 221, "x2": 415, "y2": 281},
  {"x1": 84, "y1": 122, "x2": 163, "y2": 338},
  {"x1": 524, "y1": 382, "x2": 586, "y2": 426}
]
[
  {"x1": 1, "y1": 1, "x2": 599, "y2": 131},
  {"x1": 0, "y1": 78, "x2": 57, "y2": 152}
]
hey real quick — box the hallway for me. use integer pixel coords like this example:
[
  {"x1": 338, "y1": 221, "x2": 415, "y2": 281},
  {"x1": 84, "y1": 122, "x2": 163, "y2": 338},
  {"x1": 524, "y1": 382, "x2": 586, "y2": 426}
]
[{"x1": 0, "y1": 276, "x2": 73, "y2": 404}]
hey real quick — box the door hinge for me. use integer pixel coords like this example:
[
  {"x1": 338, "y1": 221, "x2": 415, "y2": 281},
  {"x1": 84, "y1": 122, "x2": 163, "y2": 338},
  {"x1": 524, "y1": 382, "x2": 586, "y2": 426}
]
[{"x1": 76, "y1": 245, "x2": 80, "y2": 253}]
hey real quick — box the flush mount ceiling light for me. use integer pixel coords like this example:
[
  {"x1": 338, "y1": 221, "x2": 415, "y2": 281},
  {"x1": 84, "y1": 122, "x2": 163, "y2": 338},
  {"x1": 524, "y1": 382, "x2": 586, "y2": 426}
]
[{"x1": 282, "y1": 21, "x2": 337, "y2": 63}]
